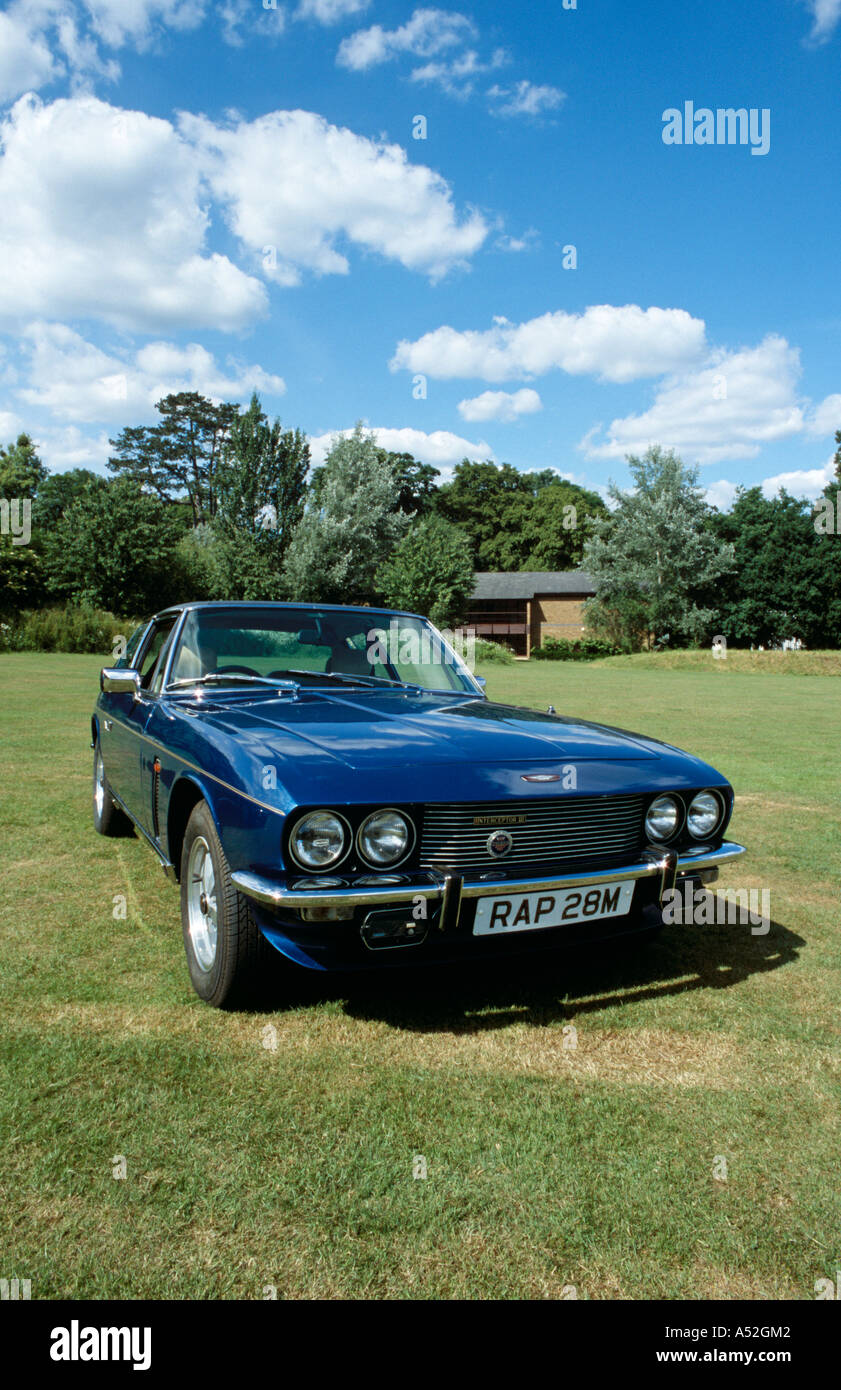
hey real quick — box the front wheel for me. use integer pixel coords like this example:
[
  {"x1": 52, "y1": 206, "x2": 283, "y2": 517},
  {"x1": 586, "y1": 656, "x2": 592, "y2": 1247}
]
[{"x1": 180, "y1": 800, "x2": 278, "y2": 1008}]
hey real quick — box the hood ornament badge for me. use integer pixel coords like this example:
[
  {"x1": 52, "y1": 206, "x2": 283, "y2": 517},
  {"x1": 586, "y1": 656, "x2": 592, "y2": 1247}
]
[{"x1": 521, "y1": 773, "x2": 560, "y2": 782}]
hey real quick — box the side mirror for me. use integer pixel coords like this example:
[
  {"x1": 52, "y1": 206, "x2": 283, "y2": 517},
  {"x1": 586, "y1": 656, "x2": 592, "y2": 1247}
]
[
  {"x1": 475, "y1": 675, "x2": 487, "y2": 690},
  {"x1": 101, "y1": 668, "x2": 142, "y2": 695}
]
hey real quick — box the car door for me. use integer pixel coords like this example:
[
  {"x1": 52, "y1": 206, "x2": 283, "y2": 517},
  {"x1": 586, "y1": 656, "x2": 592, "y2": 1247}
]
[
  {"x1": 133, "y1": 616, "x2": 185, "y2": 840},
  {"x1": 105, "y1": 615, "x2": 179, "y2": 822}
]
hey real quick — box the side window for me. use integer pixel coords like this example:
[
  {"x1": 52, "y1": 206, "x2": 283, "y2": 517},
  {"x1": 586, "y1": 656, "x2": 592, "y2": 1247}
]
[
  {"x1": 117, "y1": 623, "x2": 149, "y2": 671},
  {"x1": 138, "y1": 619, "x2": 177, "y2": 690}
]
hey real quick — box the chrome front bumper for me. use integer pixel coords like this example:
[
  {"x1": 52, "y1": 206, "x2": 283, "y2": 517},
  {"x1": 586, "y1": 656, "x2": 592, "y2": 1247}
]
[{"x1": 232, "y1": 841, "x2": 747, "y2": 925}]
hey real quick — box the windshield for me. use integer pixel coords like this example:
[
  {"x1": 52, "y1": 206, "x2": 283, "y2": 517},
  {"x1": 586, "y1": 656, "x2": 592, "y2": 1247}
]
[{"x1": 166, "y1": 607, "x2": 478, "y2": 694}]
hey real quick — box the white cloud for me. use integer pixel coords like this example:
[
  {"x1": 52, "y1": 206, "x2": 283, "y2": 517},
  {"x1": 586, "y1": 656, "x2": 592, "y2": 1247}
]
[
  {"x1": 80, "y1": 0, "x2": 207, "y2": 47},
  {"x1": 0, "y1": 9, "x2": 59, "y2": 101},
  {"x1": 337, "y1": 7, "x2": 474, "y2": 71},
  {"x1": 16, "y1": 322, "x2": 285, "y2": 422},
  {"x1": 805, "y1": 392, "x2": 841, "y2": 436},
  {"x1": 411, "y1": 47, "x2": 507, "y2": 98},
  {"x1": 495, "y1": 229, "x2": 539, "y2": 253},
  {"x1": 0, "y1": 95, "x2": 267, "y2": 333},
  {"x1": 581, "y1": 336, "x2": 805, "y2": 465},
  {"x1": 306, "y1": 424, "x2": 494, "y2": 469},
  {"x1": 458, "y1": 388, "x2": 542, "y2": 422},
  {"x1": 488, "y1": 80, "x2": 566, "y2": 117},
  {"x1": 804, "y1": 0, "x2": 841, "y2": 43},
  {"x1": 220, "y1": 0, "x2": 287, "y2": 46},
  {"x1": 391, "y1": 305, "x2": 707, "y2": 384},
  {"x1": 704, "y1": 479, "x2": 739, "y2": 511},
  {"x1": 0, "y1": 2, "x2": 211, "y2": 102},
  {"x1": 296, "y1": 0, "x2": 369, "y2": 22},
  {"x1": 761, "y1": 457, "x2": 836, "y2": 500},
  {"x1": 0, "y1": 409, "x2": 25, "y2": 439},
  {"x1": 30, "y1": 422, "x2": 113, "y2": 472},
  {"x1": 182, "y1": 108, "x2": 488, "y2": 284}
]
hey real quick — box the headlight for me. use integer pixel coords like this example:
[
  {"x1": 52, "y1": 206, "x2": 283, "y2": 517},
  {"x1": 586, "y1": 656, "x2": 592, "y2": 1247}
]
[
  {"x1": 686, "y1": 791, "x2": 722, "y2": 839},
  {"x1": 290, "y1": 811, "x2": 349, "y2": 869},
  {"x1": 357, "y1": 809, "x2": 412, "y2": 867},
  {"x1": 645, "y1": 794, "x2": 680, "y2": 841}
]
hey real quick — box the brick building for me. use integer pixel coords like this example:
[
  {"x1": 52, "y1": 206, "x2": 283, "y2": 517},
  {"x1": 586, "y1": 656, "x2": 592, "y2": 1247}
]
[{"x1": 467, "y1": 571, "x2": 596, "y2": 657}]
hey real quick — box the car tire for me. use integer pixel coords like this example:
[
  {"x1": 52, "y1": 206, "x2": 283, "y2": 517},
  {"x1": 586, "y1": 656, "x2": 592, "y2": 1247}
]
[
  {"x1": 180, "y1": 799, "x2": 278, "y2": 1009},
  {"x1": 92, "y1": 741, "x2": 133, "y2": 837}
]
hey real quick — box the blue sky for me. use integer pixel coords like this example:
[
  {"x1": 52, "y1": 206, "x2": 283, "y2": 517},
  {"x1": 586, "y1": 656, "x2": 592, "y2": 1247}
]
[{"x1": 0, "y1": 0, "x2": 839, "y2": 507}]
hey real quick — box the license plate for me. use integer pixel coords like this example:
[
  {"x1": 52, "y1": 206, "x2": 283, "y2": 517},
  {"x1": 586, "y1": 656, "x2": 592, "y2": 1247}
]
[{"x1": 472, "y1": 881, "x2": 635, "y2": 936}]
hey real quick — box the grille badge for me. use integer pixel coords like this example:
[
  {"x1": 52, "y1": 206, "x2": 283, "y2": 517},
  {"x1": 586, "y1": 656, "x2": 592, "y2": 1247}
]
[{"x1": 487, "y1": 830, "x2": 513, "y2": 858}]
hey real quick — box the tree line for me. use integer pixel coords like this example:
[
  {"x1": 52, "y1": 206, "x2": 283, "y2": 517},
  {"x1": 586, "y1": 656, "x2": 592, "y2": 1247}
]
[{"x1": 0, "y1": 389, "x2": 839, "y2": 649}]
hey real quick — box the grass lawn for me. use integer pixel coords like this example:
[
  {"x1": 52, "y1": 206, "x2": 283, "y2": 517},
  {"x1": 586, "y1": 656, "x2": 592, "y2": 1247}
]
[{"x1": 1, "y1": 651, "x2": 839, "y2": 1300}]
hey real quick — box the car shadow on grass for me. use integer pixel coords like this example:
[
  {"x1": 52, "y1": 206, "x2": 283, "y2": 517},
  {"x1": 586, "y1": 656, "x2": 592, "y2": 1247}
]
[{"x1": 294, "y1": 910, "x2": 805, "y2": 1034}]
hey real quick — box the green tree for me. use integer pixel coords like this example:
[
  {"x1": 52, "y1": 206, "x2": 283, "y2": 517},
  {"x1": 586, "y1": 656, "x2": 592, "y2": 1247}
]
[
  {"x1": 108, "y1": 392, "x2": 238, "y2": 524},
  {"x1": 583, "y1": 446, "x2": 735, "y2": 649},
  {"x1": 212, "y1": 393, "x2": 310, "y2": 600},
  {"x1": 379, "y1": 451, "x2": 440, "y2": 515},
  {"x1": 482, "y1": 479, "x2": 607, "y2": 570},
  {"x1": 0, "y1": 541, "x2": 44, "y2": 616},
  {"x1": 283, "y1": 425, "x2": 408, "y2": 603},
  {"x1": 813, "y1": 470, "x2": 841, "y2": 647},
  {"x1": 436, "y1": 460, "x2": 568, "y2": 567},
  {"x1": 0, "y1": 434, "x2": 47, "y2": 613},
  {"x1": 0, "y1": 433, "x2": 48, "y2": 500},
  {"x1": 376, "y1": 514, "x2": 474, "y2": 627},
  {"x1": 709, "y1": 483, "x2": 839, "y2": 648},
  {"x1": 32, "y1": 468, "x2": 102, "y2": 533},
  {"x1": 43, "y1": 476, "x2": 187, "y2": 614}
]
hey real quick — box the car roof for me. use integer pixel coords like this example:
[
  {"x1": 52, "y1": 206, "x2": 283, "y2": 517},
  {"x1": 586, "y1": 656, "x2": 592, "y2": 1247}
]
[{"x1": 149, "y1": 600, "x2": 426, "y2": 624}]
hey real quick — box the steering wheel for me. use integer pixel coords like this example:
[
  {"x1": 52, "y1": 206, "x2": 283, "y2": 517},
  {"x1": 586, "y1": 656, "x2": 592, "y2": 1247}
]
[{"x1": 215, "y1": 664, "x2": 260, "y2": 677}]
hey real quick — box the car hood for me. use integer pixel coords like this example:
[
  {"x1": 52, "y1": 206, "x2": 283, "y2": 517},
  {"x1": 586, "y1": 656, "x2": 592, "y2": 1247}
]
[{"x1": 174, "y1": 687, "x2": 726, "y2": 805}]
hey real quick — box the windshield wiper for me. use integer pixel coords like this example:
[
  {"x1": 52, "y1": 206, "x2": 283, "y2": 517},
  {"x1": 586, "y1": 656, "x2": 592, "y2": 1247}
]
[
  {"x1": 277, "y1": 668, "x2": 410, "y2": 688},
  {"x1": 166, "y1": 673, "x2": 297, "y2": 691}
]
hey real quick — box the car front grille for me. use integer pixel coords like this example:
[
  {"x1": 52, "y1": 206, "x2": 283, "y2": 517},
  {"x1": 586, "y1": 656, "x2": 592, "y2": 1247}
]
[{"x1": 419, "y1": 795, "x2": 647, "y2": 872}]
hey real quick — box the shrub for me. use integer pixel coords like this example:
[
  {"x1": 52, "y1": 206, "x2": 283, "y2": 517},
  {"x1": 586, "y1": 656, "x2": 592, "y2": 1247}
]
[
  {"x1": 0, "y1": 606, "x2": 138, "y2": 655},
  {"x1": 473, "y1": 637, "x2": 515, "y2": 664},
  {"x1": 531, "y1": 636, "x2": 620, "y2": 661}
]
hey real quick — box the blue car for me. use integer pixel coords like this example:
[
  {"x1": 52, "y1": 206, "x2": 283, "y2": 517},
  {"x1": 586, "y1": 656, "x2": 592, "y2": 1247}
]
[{"x1": 92, "y1": 601, "x2": 746, "y2": 1007}]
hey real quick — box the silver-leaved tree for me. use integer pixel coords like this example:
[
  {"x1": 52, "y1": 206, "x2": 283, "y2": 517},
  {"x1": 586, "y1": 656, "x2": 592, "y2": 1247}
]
[
  {"x1": 283, "y1": 424, "x2": 408, "y2": 603},
  {"x1": 583, "y1": 446, "x2": 735, "y2": 650}
]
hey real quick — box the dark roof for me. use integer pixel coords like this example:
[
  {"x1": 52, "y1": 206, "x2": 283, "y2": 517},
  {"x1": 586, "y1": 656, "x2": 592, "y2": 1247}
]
[{"x1": 470, "y1": 571, "x2": 596, "y2": 600}]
